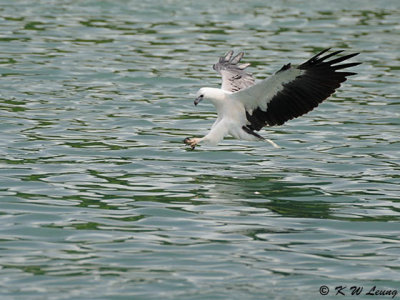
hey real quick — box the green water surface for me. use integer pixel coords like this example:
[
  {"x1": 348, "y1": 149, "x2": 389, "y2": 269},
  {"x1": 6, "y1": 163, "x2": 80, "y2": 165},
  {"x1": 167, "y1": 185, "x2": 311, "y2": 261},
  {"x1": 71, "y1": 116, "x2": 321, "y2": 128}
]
[{"x1": 0, "y1": 0, "x2": 399, "y2": 299}]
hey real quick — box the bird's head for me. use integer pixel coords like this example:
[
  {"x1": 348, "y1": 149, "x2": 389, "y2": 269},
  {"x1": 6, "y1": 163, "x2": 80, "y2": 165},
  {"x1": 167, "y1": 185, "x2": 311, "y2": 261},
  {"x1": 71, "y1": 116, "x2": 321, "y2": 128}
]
[{"x1": 194, "y1": 87, "x2": 226, "y2": 106}]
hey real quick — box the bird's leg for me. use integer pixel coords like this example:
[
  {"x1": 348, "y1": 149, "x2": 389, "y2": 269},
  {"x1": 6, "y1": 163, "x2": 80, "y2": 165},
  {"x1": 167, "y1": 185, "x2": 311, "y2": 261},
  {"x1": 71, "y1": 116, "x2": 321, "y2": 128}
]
[
  {"x1": 183, "y1": 120, "x2": 228, "y2": 150},
  {"x1": 265, "y1": 138, "x2": 281, "y2": 148},
  {"x1": 183, "y1": 137, "x2": 201, "y2": 150}
]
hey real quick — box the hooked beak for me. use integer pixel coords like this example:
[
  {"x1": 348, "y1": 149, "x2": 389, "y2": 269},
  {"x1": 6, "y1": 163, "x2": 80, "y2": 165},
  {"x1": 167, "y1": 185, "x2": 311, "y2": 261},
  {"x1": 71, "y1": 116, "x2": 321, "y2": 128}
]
[{"x1": 194, "y1": 96, "x2": 203, "y2": 106}]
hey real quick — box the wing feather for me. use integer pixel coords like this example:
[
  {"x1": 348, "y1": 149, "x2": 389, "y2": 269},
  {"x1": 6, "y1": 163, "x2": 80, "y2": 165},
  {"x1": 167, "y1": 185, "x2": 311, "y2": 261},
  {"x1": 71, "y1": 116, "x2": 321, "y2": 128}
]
[
  {"x1": 213, "y1": 51, "x2": 255, "y2": 92},
  {"x1": 232, "y1": 49, "x2": 360, "y2": 129}
]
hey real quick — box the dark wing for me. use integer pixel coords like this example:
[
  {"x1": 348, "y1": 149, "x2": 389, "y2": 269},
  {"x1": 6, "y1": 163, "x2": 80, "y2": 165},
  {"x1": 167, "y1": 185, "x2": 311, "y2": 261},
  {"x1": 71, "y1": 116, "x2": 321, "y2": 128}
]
[
  {"x1": 213, "y1": 50, "x2": 255, "y2": 92},
  {"x1": 233, "y1": 49, "x2": 361, "y2": 129}
]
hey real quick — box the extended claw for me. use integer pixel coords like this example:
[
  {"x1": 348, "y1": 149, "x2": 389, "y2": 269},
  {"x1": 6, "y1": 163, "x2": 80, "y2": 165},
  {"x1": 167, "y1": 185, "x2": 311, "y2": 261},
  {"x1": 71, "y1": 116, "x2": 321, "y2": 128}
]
[{"x1": 183, "y1": 137, "x2": 199, "y2": 150}]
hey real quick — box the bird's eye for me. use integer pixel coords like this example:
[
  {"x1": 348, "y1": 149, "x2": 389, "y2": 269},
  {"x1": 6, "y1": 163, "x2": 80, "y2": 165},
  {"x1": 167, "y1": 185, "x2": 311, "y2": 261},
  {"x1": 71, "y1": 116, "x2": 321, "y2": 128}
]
[{"x1": 200, "y1": 94, "x2": 204, "y2": 98}]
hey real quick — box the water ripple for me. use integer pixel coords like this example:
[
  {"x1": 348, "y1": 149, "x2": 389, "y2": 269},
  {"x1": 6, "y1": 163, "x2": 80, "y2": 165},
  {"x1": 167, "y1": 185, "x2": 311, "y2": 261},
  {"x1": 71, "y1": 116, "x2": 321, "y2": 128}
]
[{"x1": 1, "y1": 0, "x2": 400, "y2": 299}]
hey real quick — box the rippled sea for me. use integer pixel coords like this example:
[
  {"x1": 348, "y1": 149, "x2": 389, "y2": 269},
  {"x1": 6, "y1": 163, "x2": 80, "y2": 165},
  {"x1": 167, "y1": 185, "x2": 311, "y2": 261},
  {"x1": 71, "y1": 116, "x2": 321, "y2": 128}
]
[{"x1": 1, "y1": 0, "x2": 399, "y2": 299}]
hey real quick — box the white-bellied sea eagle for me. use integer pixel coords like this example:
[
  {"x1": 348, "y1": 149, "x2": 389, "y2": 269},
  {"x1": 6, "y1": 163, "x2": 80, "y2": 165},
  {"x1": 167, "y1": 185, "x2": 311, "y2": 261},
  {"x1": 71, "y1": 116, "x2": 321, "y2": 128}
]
[{"x1": 184, "y1": 48, "x2": 360, "y2": 149}]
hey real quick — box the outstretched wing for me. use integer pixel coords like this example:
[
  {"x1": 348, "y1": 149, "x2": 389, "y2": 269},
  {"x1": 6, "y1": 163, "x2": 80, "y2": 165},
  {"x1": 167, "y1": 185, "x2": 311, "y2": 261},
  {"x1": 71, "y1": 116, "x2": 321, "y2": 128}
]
[
  {"x1": 213, "y1": 50, "x2": 255, "y2": 92},
  {"x1": 232, "y1": 49, "x2": 361, "y2": 129}
]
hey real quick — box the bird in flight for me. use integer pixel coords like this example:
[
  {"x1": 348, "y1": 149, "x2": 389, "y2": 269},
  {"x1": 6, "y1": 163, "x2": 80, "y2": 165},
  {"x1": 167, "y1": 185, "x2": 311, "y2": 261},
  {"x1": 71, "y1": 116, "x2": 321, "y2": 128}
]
[{"x1": 184, "y1": 48, "x2": 360, "y2": 150}]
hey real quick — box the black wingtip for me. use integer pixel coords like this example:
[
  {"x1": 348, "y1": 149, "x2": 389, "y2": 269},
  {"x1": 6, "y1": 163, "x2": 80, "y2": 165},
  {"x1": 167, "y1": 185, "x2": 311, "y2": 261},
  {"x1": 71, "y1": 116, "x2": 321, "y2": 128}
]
[
  {"x1": 299, "y1": 49, "x2": 361, "y2": 70},
  {"x1": 339, "y1": 71, "x2": 358, "y2": 76},
  {"x1": 318, "y1": 50, "x2": 345, "y2": 62},
  {"x1": 309, "y1": 48, "x2": 331, "y2": 61},
  {"x1": 332, "y1": 62, "x2": 362, "y2": 70},
  {"x1": 327, "y1": 52, "x2": 360, "y2": 65},
  {"x1": 298, "y1": 48, "x2": 331, "y2": 69}
]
